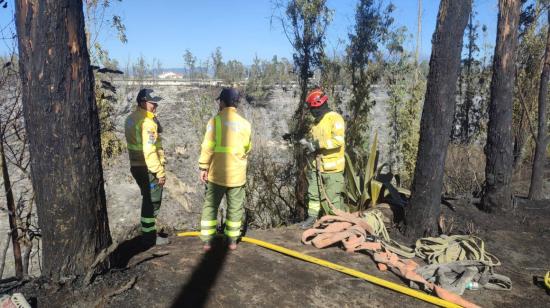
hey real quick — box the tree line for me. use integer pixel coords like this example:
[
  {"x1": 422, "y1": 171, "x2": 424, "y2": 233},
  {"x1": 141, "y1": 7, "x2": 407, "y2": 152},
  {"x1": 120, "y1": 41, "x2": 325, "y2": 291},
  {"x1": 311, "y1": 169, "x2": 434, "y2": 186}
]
[{"x1": 276, "y1": 0, "x2": 548, "y2": 238}]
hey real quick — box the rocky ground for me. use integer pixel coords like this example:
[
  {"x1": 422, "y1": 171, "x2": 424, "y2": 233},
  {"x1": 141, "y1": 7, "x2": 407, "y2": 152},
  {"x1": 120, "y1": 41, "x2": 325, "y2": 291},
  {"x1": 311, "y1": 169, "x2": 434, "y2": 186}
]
[{"x1": 103, "y1": 84, "x2": 299, "y2": 239}]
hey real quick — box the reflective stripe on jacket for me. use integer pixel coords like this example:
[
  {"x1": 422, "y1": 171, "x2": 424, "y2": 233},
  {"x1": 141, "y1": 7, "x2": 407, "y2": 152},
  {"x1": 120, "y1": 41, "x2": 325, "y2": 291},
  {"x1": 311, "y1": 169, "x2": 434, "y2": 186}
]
[
  {"x1": 198, "y1": 107, "x2": 252, "y2": 187},
  {"x1": 125, "y1": 107, "x2": 166, "y2": 178},
  {"x1": 310, "y1": 111, "x2": 345, "y2": 173}
]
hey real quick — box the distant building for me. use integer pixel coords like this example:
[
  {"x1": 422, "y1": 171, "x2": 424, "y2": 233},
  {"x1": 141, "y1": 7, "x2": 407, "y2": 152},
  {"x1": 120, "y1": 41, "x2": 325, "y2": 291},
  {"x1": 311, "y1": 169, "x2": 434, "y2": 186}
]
[{"x1": 158, "y1": 72, "x2": 183, "y2": 79}]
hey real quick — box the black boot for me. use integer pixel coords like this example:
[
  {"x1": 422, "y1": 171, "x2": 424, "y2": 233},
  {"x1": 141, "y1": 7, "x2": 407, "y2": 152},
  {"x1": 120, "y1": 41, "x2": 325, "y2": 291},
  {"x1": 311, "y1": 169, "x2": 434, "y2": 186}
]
[
  {"x1": 299, "y1": 216, "x2": 317, "y2": 230},
  {"x1": 141, "y1": 232, "x2": 156, "y2": 248},
  {"x1": 141, "y1": 232, "x2": 170, "y2": 246}
]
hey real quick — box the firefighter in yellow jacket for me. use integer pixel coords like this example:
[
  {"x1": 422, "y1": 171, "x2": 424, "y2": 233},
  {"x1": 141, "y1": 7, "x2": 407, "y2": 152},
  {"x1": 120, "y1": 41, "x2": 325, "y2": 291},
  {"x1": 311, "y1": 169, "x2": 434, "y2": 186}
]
[
  {"x1": 198, "y1": 88, "x2": 252, "y2": 251},
  {"x1": 299, "y1": 88, "x2": 347, "y2": 229},
  {"x1": 125, "y1": 89, "x2": 169, "y2": 245}
]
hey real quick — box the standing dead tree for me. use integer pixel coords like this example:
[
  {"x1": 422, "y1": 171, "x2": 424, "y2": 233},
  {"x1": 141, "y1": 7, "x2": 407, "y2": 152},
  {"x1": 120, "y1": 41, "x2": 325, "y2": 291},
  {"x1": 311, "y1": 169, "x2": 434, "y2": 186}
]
[
  {"x1": 0, "y1": 55, "x2": 23, "y2": 279},
  {"x1": 0, "y1": 1, "x2": 39, "y2": 279},
  {"x1": 275, "y1": 0, "x2": 332, "y2": 215},
  {"x1": 512, "y1": 2, "x2": 545, "y2": 169},
  {"x1": 0, "y1": 82, "x2": 36, "y2": 279},
  {"x1": 405, "y1": 0, "x2": 471, "y2": 237},
  {"x1": 529, "y1": 7, "x2": 550, "y2": 200},
  {"x1": 15, "y1": 0, "x2": 112, "y2": 280},
  {"x1": 482, "y1": 0, "x2": 522, "y2": 212}
]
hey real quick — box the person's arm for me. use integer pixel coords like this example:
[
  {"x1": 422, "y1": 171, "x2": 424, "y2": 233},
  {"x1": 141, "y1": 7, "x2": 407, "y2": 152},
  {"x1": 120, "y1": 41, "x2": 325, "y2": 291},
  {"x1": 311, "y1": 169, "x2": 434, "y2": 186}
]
[
  {"x1": 317, "y1": 115, "x2": 345, "y2": 150},
  {"x1": 142, "y1": 120, "x2": 166, "y2": 179},
  {"x1": 157, "y1": 137, "x2": 166, "y2": 166},
  {"x1": 198, "y1": 118, "x2": 216, "y2": 183},
  {"x1": 156, "y1": 134, "x2": 167, "y2": 186}
]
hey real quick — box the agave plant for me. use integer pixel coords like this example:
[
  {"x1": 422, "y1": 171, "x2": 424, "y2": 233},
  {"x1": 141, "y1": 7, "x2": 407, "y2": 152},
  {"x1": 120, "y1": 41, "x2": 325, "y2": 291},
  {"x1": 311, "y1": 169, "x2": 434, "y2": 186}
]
[{"x1": 344, "y1": 131, "x2": 410, "y2": 212}]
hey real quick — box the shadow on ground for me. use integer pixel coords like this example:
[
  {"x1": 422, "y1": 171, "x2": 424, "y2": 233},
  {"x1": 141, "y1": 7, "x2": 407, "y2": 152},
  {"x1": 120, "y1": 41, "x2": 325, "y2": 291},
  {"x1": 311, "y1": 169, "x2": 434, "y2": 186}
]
[
  {"x1": 110, "y1": 236, "x2": 154, "y2": 268},
  {"x1": 170, "y1": 237, "x2": 229, "y2": 308}
]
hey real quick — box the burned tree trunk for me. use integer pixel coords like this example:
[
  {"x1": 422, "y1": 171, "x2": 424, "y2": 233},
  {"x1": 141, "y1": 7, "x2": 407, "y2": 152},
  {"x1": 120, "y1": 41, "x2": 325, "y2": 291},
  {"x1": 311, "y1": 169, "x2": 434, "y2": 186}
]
[
  {"x1": 482, "y1": 0, "x2": 521, "y2": 212},
  {"x1": 528, "y1": 9, "x2": 550, "y2": 200},
  {"x1": 15, "y1": 0, "x2": 112, "y2": 280},
  {"x1": 405, "y1": 0, "x2": 471, "y2": 237}
]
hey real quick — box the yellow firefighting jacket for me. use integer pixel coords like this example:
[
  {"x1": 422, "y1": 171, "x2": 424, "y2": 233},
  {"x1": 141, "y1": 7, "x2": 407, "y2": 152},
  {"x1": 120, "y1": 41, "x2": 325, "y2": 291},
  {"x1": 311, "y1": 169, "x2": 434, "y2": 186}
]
[
  {"x1": 199, "y1": 107, "x2": 252, "y2": 187},
  {"x1": 125, "y1": 107, "x2": 166, "y2": 178},
  {"x1": 310, "y1": 111, "x2": 346, "y2": 173}
]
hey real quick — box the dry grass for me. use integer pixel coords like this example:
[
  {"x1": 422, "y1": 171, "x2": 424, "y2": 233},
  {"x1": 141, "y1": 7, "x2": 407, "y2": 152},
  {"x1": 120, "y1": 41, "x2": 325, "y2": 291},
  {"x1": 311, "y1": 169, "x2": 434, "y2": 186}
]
[
  {"x1": 464, "y1": 220, "x2": 481, "y2": 235},
  {"x1": 438, "y1": 215, "x2": 455, "y2": 235},
  {"x1": 444, "y1": 143, "x2": 485, "y2": 197},
  {"x1": 244, "y1": 143, "x2": 297, "y2": 228}
]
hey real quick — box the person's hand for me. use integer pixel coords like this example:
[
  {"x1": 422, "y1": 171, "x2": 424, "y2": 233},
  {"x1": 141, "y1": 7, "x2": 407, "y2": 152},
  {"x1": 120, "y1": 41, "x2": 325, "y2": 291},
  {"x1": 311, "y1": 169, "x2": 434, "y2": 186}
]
[
  {"x1": 199, "y1": 169, "x2": 209, "y2": 184},
  {"x1": 282, "y1": 133, "x2": 292, "y2": 141},
  {"x1": 158, "y1": 176, "x2": 166, "y2": 187},
  {"x1": 299, "y1": 138, "x2": 317, "y2": 154}
]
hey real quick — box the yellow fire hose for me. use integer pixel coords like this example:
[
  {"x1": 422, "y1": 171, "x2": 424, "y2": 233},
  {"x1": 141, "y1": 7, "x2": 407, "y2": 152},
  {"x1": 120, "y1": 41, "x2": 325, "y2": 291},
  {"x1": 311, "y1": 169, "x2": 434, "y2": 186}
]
[
  {"x1": 545, "y1": 271, "x2": 550, "y2": 290},
  {"x1": 177, "y1": 231, "x2": 461, "y2": 308}
]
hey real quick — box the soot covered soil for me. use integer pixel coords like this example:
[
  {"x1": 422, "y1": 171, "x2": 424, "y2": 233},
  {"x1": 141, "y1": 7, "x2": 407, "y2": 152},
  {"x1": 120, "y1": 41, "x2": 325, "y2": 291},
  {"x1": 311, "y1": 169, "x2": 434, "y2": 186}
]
[{"x1": 12, "y1": 198, "x2": 549, "y2": 308}]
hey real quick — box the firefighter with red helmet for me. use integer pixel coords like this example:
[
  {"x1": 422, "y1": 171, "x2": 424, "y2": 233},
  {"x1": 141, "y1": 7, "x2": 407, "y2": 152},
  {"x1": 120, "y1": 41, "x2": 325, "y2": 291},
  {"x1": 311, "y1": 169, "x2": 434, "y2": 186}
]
[{"x1": 299, "y1": 88, "x2": 347, "y2": 229}]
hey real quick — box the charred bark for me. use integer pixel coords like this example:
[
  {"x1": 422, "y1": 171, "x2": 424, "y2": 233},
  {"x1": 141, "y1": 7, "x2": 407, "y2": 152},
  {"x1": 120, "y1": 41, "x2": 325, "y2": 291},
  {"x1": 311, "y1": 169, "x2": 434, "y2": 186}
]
[
  {"x1": 482, "y1": 0, "x2": 521, "y2": 212},
  {"x1": 405, "y1": 0, "x2": 471, "y2": 237},
  {"x1": 15, "y1": 0, "x2": 112, "y2": 280},
  {"x1": 528, "y1": 9, "x2": 550, "y2": 200}
]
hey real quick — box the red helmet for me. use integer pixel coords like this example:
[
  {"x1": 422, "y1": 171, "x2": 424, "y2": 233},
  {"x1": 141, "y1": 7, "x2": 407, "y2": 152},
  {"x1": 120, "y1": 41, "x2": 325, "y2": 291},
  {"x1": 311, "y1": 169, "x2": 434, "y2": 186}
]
[{"x1": 305, "y1": 88, "x2": 328, "y2": 108}]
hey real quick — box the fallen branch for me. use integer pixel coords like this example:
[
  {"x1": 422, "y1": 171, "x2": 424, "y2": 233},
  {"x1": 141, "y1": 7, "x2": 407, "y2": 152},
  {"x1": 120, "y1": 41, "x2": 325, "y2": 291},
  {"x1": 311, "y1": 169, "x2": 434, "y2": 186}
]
[
  {"x1": 107, "y1": 276, "x2": 137, "y2": 298},
  {"x1": 127, "y1": 251, "x2": 170, "y2": 269},
  {"x1": 0, "y1": 278, "x2": 28, "y2": 294},
  {"x1": 83, "y1": 241, "x2": 120, "y2": 286},
  {"x1": 93, "y1": 276, "x2": 137, "y2": 307}
]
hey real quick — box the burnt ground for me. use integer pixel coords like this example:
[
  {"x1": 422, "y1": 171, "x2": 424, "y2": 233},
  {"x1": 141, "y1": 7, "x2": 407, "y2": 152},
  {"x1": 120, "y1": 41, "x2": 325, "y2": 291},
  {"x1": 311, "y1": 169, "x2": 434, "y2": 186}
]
[{"x1": 8, "y1": 198, "x2": 549, "y2": 308}]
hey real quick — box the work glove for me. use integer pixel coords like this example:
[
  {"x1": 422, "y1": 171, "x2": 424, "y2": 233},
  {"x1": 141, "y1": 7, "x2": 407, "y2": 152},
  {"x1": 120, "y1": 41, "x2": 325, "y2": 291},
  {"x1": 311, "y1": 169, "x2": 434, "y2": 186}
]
[{"x1": 299, "y1": 138, "x2": 318, "y2": 154}]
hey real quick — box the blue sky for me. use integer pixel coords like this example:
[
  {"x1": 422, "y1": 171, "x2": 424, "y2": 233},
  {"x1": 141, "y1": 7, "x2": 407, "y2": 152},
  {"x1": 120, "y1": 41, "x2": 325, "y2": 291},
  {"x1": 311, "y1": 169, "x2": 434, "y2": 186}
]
[{"x1": 0, "y1": 0, "x2": 499, "y2": 68}]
